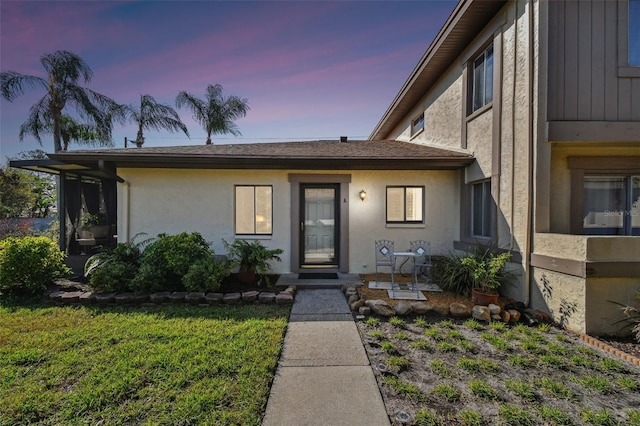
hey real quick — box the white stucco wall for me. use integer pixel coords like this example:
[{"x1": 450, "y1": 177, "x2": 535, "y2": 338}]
[{"x1": 116, "y1": 168, "x2": 460, "y2": 275}]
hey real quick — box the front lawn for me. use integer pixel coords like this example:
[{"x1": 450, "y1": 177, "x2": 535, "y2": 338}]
[{"x1": 0, "y1": 303, "x2": 290, "y2": 425}]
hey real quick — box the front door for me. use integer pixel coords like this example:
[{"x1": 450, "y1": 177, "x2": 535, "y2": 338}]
[{"x1": 300, "y1": 184, "x2": 339, "y2": 268}]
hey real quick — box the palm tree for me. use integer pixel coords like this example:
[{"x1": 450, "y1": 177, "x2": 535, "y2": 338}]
[
  {"x1": 120, "y1": 94, "x2": 189, "y2": 147},
  {"x1": 0, "y1": 50, "x2": 119, "y2": 152},
  {"x1": 19, "y1": 114, "x2": 113, "y2": 151},
  {"x1": 176, "y1": 84, "x2": 249, "y2": 145}
]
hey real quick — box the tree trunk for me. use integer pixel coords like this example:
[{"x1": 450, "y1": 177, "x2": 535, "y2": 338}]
[{"x1": 52, "y1": 109, "x2": 63, "y2": 152}]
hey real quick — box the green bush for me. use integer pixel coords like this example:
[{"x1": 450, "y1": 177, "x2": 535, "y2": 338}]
[
  {"x1": 182, "y1": 256, "x2": 231, "y2": 293},
  {"x1": 132, "y1": 232, "x2": 212, "y2": 292},
  {"x1": 0, "y1": 236, "x2": 71, "y2": 295},
  {"x1": 85, "y1": 236, "x2": 149, "y2": 293},
  {"x1": 432, "y1": 247, "x2": 511, "y2": 297}
]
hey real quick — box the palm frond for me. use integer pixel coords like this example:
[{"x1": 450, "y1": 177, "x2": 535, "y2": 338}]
[
  {"x1": 40, "y1": 50, "x2": 93, "y2": 84},
  {"x1": 0, "y1": 72, "x2": 46, "y2": 101}
]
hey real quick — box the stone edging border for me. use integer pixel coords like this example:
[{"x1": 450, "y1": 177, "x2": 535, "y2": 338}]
[
  {"x1": 47, "y1": 285, "x2": 297, "y2": 307},
  {"x1": 577, "y1": 333, "x2": 640, "y2": 368}
]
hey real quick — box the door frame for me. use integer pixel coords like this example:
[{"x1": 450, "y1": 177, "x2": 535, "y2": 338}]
[
  {"x1": 299, "y1": 183, "x2": 340, "y2": 268},
  {"x1": 288, "y1": 174, "x2": 350, "y2": 273}
]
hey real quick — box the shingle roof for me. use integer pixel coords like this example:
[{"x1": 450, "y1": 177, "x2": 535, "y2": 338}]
[{"x1": 49, "y1": 139, "x2": 473, "y2": 170}]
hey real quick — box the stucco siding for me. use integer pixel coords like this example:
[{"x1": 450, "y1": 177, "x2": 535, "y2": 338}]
[
  {"x1": 531, "y1": 267, "x2": 586, "y2": 333},
  {"x1": 116, "y1": 168, "x2": 460, "y2": 275}
]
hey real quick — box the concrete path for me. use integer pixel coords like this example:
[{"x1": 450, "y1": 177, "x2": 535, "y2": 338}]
[{"x1": 263, "y1": 288, "x2": 390, "y2": 426}]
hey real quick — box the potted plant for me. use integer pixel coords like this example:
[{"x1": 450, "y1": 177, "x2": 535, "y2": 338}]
[
  {"x1": 223, "y1": 239, "x2": 283, "y2": 285},
  {"x1": 461, "y1": 251, "x2": 511, "y2": 305},
  {"x1": 81, "y1": 212, "x2": 109, "y2": 239}
]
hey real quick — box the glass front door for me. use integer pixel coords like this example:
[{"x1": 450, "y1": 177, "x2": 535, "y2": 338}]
[{"x1": 301, "y1": 184, "x2": 339, "y2": 267}]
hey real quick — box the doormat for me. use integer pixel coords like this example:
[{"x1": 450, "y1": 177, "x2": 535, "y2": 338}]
[{"x1": 298, "y1": 273, "x2": 339, "y2": 280}]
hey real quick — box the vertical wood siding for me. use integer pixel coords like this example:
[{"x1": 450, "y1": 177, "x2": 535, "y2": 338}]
[{"x1": 547, "y1": 0, "x2": 640, "y2": 121}]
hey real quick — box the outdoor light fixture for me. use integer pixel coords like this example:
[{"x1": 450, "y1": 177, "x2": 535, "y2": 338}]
[{"x1": 359, "y1": 189, "x2": 367, "y2": 201}]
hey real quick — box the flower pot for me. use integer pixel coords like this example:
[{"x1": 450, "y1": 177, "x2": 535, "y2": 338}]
[
  {"x1": 89, "y1": 225, "x2": 109, "y2": 239},
  {"x1": 471, "y1": 288, "x2": 499, "y2": 306},
  {"x1": 237, "y1": 269, "x2": 256, "y2": 285}
]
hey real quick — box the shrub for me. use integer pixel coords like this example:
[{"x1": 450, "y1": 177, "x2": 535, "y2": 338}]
[
  {"x1": 132, "y1": 232, "x2": 213, "y2": 292},
  {"x1": 182, "y1": 256, "x2": 231, "y2": 293},
  {"x1": 0, "y1": 236, "x2": 71, "y2": 295},
  {"x1": 432, "y1": 247, "x2": 511, "y2": 296},
  {"x1": 85, "y1": 236, "x2": 150, "y2": 293}
]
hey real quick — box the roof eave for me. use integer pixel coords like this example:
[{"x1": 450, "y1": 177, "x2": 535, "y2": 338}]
[{"x1": 369, "y1": 0, "x2": 507, "y2": 140}]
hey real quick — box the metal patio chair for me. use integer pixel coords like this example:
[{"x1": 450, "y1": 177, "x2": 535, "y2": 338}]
[
  {"x1": 374, "y1": 240, "x2": 395, "y2": 285},
  {"x1": 410, "y1": 240, "x2": 432, "y2": 286}
]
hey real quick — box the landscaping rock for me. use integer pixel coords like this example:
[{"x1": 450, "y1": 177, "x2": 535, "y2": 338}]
[
  {"x1": 205, "y1": 293, "x2": 223, "y2": 304},
  {"x1": 348, "y1": 294, "x2": 360, "y2": 305},
  {"x1": 410, "y1": 301, "x2": 433, "y2": 315},
  {"x1": 394, "y1": 301, "x2": 413, "y2": 316},
  {"x1": 365, "y1": 299, "x2": 395, "y2": 316},
  {"x1": 150, "y1": 292, "x2": 171, "y2": 303},
  {"x1": 491, "y1": 314, "x2": 502, "y2": 321},
  {"x1": 359, "y1": 306, "x2": 371, "y2": 316},
  {"x1": 508, "y1": 309, "x2": 521, "y2": 324},
  {"x1": 488, "y1": 303, "x2": 501, "y2": 315},
  {"x1": 94, "y1": 293, "x2": 116, "y2": 305},
  {"x1": 169, "y1": 292, "x2": 187, "y2": 302},
  {"x1": 432, "y1": 302, "x2": 450, "y2": 316},
  {"x1": 78, "y1": 292, "x2": 95, "y2": 304},
  {"x1": 241, "y1": 291, "x2": 259, "y2": 302},
  {"x1": 449, "y1": 303, "x2": 472, "y2": 318},
  {"x1": 500, "y1": 310, "x2": 511, "y2": 323},
  {"x1": 223, "y1": 293, "x2": 241, "y2": 304},
  {"x1": 284, "y1": 286, "x2": 297, "y2": 295},
  {"x1": 185, "y1": 292, "x2": 205, "y2": 304},
  {"x1": 131, "y1": 293, "x2": 149, "y2": 304},
  {"x1": 351, "y1": 299, "x2": 365, "y2": 311},
  {"x1": 49, "y1": 291, "x2": 64, "y2": 301},
  {"x1": 60, "y1": 291, "x2": 83, "y2": 302},
  {"x1": 275, "y1": 293, "x2": 294, "y2": 304},
  {"x1": 114, "y1": 293, "x2": 134, "y2": 304},
  {"x1": 258, "y1": 292, "x2": 276, "y2": 303},
  {"x1": 472, "y1": 305, "x2": 491, "y2": 322}
]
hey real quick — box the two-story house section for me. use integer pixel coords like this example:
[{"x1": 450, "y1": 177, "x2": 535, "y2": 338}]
[{"x1": 371, "y1": 0, "x2": 640, "y2": 335}]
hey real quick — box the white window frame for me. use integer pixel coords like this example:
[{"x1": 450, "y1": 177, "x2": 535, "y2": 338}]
[{"x1": 234, "y1": 185, "x2": 273, "y2": 236}]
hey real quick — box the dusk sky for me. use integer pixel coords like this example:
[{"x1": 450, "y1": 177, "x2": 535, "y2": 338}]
[{"x1": 1, "y1": 0, "x2": 458, "y2": 163}]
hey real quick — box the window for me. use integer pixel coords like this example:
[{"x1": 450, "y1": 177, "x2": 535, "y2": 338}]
[
  {"x1": 386, "y1": 186, "x2": 424, "y2": 223},
  {"x1": 630, "y1": 0, "x2": 640, "y2": 66},
  {"x1": 471, "y1": 44, "x2": 494, "y2": 112},
  {"x1": 411, "y1": 112, "x2": 424, "y2": 137},
  {"x1": 235, "y1": 185, "x2": 273, "y2": 235},
  {"x1": 582, "y1": 175, "x2": 639, "y2": 236},
  {"x1": 471, "y1": 180, "x2": 492, "y2": 238}
]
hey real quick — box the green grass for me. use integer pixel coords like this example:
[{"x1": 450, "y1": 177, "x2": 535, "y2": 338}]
[
  {"x1": 393, "y1": 331, "x2": 411, "y2": 341},
  {"x1": 369, "y1": 330, "x2": 386, "y2": 341},
  {"x1": 499, "y1": 404, "x2": 535, "y2": 426},
  {"x1": 469, "y1": 379, "x2": 499, "y2": 401},
  {"x1": 381, "y1": 341, "x2": 399, "y2": 354},
  {"x1": 459, "y1": 409, "x2": 485, "y2": 426},
  {"x1": 384, "y1": 376, "x2": 424, "y2": 401},
  {"x1": 505, "y1": 379, "x2": 538, "y2": 402},
  {"x1": 463, "y1": 318, "x2": 484, "y2": 331},
  {"x1": 410, "y1": 339, "x2": 433, "y2": 352},
  {"x1": 617, "y1": 376, "x2": 638, "y2": 391},
  {"x1": 389, "y1": 316, "x2": 406, "y2": 328},
  {"x1": 537, "y1": 378, "x2": 574, "y2": 400},
  {"x1": 413, "y1": 316, "x2": 429, "y2": 327},
  {"x1": 386, "y1": 355, "x2": 410, "y2": 372},
  {"x1": 580, "y1": 409, "x2": 618, "y2": 426},
  {"x1": 430, "y1": 360, "x2": 455, "y2": 378},
  {"x1": 432, "y1": 383, "x2": 462, "y2": 402},
  {"x1": 364, "y1": 316, "x2": 380, "y2": 327},
  {"x1": 457, "y1": 357, "x2": 498, "y2": 374},
  {"x1": 0, "y1": 303, "x2": 290, "y2": 425},
  {"x1": 538, "y1": 406, "x2": 574, "y2": 425},
  {"x1": 415, "y1": 409, "x2": 440, "y2": 426},
  {"x1": 574, "y1": 374, "x2": 613, "y2": 394}
]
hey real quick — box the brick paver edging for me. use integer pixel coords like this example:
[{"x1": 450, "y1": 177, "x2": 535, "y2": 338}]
[
  {"x1": 578, "y1": 333, "x2": 640, "y2": 368},
  {"x1": 48, "y1": 287, "x2": 296, "y2": 307}
]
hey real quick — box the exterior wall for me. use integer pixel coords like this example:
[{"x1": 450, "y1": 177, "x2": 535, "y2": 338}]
[
  {"x1": 531, "y1": 232, "x2": 640, "y2": 335},
  {"x1": 116, "y1": 168, "x2": 460, "y2": 275},
  {"x1": 547, "y1": 0, "x2": 640, "y2": 123}
]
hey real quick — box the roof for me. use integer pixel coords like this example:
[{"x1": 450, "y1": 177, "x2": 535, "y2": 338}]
[
  {"x1": 46, "y1": 139, "x2": 473, "y2": 171},
  {"x1": 369, "y1": 0, "x2": 507, "y2": 140}
]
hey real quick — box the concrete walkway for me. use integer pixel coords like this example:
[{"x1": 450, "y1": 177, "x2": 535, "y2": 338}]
[{"x1": 263, "y1": 288, "x2": 390, "y2": 426}]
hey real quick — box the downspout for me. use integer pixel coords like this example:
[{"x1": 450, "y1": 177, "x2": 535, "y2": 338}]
[{"x1": 123, "y1": 181, "x2": 131, "y2": 242}]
